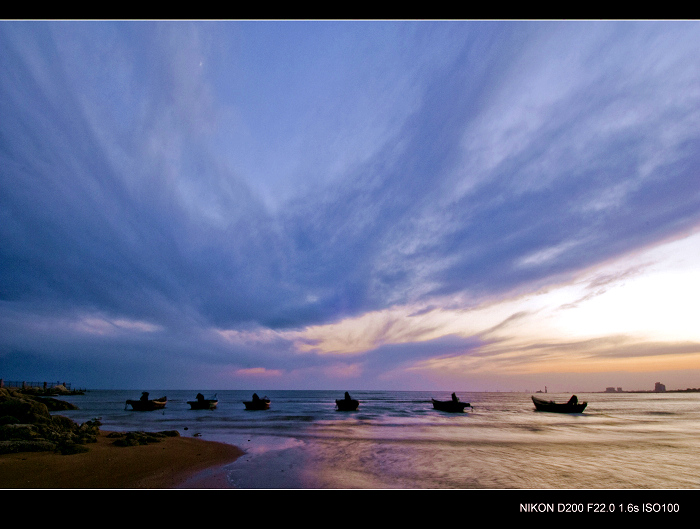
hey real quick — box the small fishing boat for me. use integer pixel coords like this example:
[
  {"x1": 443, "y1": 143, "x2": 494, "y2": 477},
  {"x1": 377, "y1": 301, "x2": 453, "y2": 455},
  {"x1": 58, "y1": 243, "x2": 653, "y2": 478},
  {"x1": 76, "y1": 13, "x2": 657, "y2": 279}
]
[
  {"x1": 531, "y1": 395, "x2": 587, "y2": 413},
  {"x1": 125, "y1": 395, "x2": 167, "y2": 411},
  {"x1": 187, "y1": 393, "x2": 218, "y2": 410},
  {"x1": 432, "y1": 398, "x2": 472, "y2": 413},
  {"x1": 336, "y1": 393, "x2": 359, "y2": 411},
  {"x1": 243, "y1": 394, "x2": 270, "y2": 410}
]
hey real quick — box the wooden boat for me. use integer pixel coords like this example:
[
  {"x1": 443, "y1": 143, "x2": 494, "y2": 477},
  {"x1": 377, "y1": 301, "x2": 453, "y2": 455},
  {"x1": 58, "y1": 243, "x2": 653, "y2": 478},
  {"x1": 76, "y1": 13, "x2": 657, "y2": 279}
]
[
  {"x1": 125, "y1": 396, "x2": 167, "y2": 411},
  {"x1": 531, "y1": 395, "x2": 587, "y2": 413},
  {"x1": 432, "y1": 398, "x2": 471, "y2": 413},
  {"x1": 187, "y1": 394, "x2": 218, "y2": 410},
  {"x1": 336, "y1": 398, "x2": 359, "y2": 411},
  {"x1": 243, "y1": 396, "x2": 270, "y2": 410}
]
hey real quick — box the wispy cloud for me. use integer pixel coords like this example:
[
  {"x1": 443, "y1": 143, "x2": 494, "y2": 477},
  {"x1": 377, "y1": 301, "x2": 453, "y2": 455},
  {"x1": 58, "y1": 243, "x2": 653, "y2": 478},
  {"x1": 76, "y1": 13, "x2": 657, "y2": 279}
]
[{"x1": 2, "y1": 21, "x2": 700, "y2": 390}]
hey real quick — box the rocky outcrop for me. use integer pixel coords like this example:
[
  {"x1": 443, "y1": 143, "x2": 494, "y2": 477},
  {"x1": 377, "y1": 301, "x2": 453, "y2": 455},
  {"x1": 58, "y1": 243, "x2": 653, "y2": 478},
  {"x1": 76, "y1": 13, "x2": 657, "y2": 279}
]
[
  {"x1": 34, "y1": 396, "x2": 80, "y2": 412},
  {"x1": 0, "y1": 389, "x2": 52, "y2": 424},
  {"x1": 0, "y1": 387, "x2": 99, "y2": 455},
  {"x1": 10, "y1": 384, "x2": 84, "y2": 397},
  {"x1": 107, "y1": 430, "x2": 180, "y2": 447},
  {"x1": 0, "y1": 388, "x2": 181, "y2": 456}
]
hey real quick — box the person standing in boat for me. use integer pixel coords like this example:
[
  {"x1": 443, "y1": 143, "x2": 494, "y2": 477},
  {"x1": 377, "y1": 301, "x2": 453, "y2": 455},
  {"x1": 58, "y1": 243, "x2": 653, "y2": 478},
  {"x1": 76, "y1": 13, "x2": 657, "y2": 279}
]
[
  {"x1": 451, "y1": 392, "x2": 459, "y2": 402},
  {"x1": 252, "y1": 393, "x2": 260, "y2": 402},
  {"x1": 196, "y1": 393, "x2": 204, "y2": 402},
  {"x1": 568, "y1": 395, "x2": 578, "y2": 405},
  {"x1": 344, "y1": 391, "x2": 352, "y2": 401},
  {"x1": 140, "y1": 392, "x2": 149, "y2": 402}
]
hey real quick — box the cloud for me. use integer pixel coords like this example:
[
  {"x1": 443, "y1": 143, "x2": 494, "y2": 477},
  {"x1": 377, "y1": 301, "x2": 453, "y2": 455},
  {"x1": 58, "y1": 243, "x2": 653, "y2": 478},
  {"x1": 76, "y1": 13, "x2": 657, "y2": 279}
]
[
  {"x1": 233, "y1": 367, "x2": 283, "y2": 377},
  {"x1": 2, "y1": 21, "x2": 700, "y2": 389}
]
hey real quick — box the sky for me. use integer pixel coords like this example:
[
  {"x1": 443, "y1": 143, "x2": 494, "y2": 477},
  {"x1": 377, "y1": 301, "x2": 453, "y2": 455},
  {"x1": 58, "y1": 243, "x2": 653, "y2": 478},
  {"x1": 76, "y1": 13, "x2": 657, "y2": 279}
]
[{"x1": 2, "y1": 20, "x2": 700, "y2": 392}]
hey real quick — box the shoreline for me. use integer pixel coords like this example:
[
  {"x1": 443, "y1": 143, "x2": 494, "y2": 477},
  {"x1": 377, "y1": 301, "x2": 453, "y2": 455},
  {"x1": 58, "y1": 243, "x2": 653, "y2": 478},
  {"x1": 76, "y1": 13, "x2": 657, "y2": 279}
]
[{"x1": 0, "y1": 430, "x2": 244, "y2": 489}]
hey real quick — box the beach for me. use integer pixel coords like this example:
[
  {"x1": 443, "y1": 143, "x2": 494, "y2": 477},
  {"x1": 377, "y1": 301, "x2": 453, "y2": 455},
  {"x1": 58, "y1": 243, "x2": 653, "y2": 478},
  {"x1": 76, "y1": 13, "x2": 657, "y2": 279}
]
[
  {"x1": 0, "y1": 430, "x2": 243, "y2": 489},
  {"x1": 5, "y1": 389, "x2": 700, "y2": 490}
]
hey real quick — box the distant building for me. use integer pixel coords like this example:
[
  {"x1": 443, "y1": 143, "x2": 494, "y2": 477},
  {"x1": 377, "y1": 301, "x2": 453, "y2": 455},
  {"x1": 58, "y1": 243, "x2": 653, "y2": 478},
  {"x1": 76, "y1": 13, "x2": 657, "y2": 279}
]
[
  {"x1": 654, "y1": 382, "x2": 666, "y2": 393},
  {"x1": 605, "y1": 387, "x2": 616, "y2": 393},
  {"x1": 617, "y1": 387, "x2": 623, "y2": 392}
]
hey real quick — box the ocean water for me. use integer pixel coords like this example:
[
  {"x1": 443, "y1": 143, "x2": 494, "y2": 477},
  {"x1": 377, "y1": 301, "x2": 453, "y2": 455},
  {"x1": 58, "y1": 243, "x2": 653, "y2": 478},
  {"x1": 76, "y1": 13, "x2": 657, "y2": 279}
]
[{"x1": 51, "y1": 390, "x2": 700, "y2": 489}]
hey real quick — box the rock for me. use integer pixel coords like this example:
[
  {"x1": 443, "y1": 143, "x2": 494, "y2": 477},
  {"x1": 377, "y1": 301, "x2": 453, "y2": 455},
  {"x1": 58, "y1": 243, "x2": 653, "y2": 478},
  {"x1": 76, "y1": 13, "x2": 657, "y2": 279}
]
[
  {"x1": 111, "y1": 430, "x2": 179, "y2": 447},
  {"x1": 159, "y1": 430, "x2": 180, "y2": 437},
  {"x1": 0, "y1": 439, "x2": 57, "y2": 454},
  {"x1": 0, "y1": 391, "x2": 52, "y2": 424},
  {"x1": 34, "y1": 396, "x2": 79, "y2": 412},
  {"x1": 0, "y1": 388, "x2": 97, "y2": 455},
  {"x1": 57, "y1": 440, "x2": 90, "y2": 455},
  {"x1": 111, "y1": 431, "x2": 163, "y2": 447},
  {"x1": 0, "y1": 388, "x2": 180, "y2": 456},
  {"x1": 0, "y1": 423, "x2": 39, "y2": 441}
]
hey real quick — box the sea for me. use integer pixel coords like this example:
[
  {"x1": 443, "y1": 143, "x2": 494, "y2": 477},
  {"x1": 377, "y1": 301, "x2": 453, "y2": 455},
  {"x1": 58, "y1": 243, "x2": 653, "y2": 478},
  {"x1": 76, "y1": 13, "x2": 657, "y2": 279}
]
[{"x1": 50, "y1": 389, "x2": 700, "y2": 493}]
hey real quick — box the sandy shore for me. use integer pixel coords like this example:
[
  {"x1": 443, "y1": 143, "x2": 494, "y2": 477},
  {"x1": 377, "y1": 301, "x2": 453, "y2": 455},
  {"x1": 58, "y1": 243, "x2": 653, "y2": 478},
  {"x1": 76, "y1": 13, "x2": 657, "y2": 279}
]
[{"x1": 0, "y1": 430, "x2": 244, "y2": 489}]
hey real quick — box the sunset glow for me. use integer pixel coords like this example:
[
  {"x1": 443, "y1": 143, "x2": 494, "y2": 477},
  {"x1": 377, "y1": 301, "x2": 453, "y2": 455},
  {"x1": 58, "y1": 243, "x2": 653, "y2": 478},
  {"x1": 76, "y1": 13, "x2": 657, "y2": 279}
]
[{"x1": 2, "y1": 21, "x2": 700, "y2": 392}]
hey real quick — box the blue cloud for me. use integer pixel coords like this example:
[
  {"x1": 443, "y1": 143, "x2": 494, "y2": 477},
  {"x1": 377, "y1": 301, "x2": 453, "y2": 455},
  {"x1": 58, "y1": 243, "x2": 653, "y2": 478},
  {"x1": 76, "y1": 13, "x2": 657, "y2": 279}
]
[{"x1": 2, "y1": 21, "x2": 700, "y2": 388}]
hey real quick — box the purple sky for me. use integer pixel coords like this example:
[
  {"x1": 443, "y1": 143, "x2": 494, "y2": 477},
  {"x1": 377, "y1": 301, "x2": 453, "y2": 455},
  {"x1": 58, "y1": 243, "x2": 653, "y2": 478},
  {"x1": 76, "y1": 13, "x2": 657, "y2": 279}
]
[{"x1": 2, "y1": 21, "x2": 700, "y2": 392}]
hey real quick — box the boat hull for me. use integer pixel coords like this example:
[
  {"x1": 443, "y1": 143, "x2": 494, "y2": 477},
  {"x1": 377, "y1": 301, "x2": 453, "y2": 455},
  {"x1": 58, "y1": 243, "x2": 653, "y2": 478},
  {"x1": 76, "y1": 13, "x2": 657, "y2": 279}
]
[
  {"x1": 125, "y1": 397, "x2": 167, "y2": 411},
  {"x1": 531, "y1": 396, "x2": 587, "y2": 413},
  {"x1": 243, "y1": 399, "x2": 270, "y2": 410},
  {"x1": 188, "y1": 400, "x2": 218, "y2": 410},
  {"x1": 432, "y1": 399, "x2": 470, "y2": 413},
  {"x1": 336, "y1": 399, "x2": 359, "y2": 411}
]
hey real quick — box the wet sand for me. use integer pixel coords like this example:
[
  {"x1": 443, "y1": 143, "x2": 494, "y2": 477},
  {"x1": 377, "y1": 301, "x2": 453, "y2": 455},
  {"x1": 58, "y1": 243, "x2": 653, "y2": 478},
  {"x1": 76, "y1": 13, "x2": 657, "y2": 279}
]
[{"x1": 0, "y1": 430, "x2": 244, "y2": 489}]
